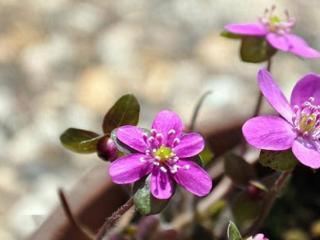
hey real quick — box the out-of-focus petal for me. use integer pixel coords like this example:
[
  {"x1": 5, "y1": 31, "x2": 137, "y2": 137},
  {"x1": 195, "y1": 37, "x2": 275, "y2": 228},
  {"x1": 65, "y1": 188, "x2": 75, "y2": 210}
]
[
  {"x1": 151, "y1": 167, "x2": 174, "y2": 199},
  {"x1": 292, "y1": 140, "x2": 320, "y2": 169},
  {"x1": 258, "y1": 69, "x2": 294, "y2": 123},
  {"x1": 116, "y1": 126, "x2": 148, "y2": 152},
  {"x1": 266, "y1": 33, "x2": 291, "y2": 51},
  {"x1": 286, "y1": 34, "x2": 320, "y2": 58},
  {"x1": 290, "y1": 73, "x2": 320, "y2": 106},
  {"x1": 174, "y1": 133, "x2": 204, "y2": 158},
  {"x1": 173, "y1": 160, "x2": 212, "y2": 197},
  {"x1": 225, "y1": 23, "x2": 267, "y2": 36},
  {"x1": 242, "y1": 116, "x2": 296, "y2": 150},
  {"x1": 109, "y1": 154, "x2": 152, "y2": 184}
]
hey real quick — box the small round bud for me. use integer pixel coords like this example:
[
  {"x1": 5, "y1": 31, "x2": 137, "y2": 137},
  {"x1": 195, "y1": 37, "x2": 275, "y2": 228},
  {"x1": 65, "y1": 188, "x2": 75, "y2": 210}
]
[{"x1": 97, "y1": 137, "x2": 118, "y2": 162}]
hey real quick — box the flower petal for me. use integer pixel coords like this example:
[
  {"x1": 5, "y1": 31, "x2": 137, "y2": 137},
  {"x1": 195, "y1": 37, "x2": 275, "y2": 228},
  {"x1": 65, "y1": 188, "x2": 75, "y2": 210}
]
[
  {"x1": 290, "y1": 73, "x2": 320, "y2": 107},
  {"x1": 258, "y1": 69, "x2": 293, "y2": 123},
  {"x1": 116, "y1": 125, "x2": 147, "y2": 152},
  {"x1": 151, "y1": 167, "x2": 174, "y2": 199},
  {"x1": 286, "y1": 34, "x2": 320, "y2": 58},
  {"x1": 242, "y1": 116, "x2": 296, "y2": 151},
  {"x1": 109, "y1": 154, "x2": 152, "y2": 184},
  {"x1": 151, "y1": 110, "x2": 184, "y2": 143},
  {"x1": 292, "y1": 140, "x2": 320, "y2": 169},
  {"x1": 266, "y1": 33, "x2": 291, "y2": 51},
  {"x1": 224, "y1": 23, "x2": 267, "y2": 36},
  {"x1": 173, "y1": 160, "x2": 212, "y2": 197},
  {"x1": 174, "y1": 133, "x2": 205, "y2": 158}
]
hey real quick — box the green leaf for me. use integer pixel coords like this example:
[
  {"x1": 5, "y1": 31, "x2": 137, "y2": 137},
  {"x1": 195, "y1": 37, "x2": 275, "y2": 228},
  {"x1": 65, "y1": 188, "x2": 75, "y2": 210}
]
[
  {"x1": 227, "y1": 221, "x2": 242, "y2": 240},
  {"x1": 199, "y1": 145, "x2": 214, "y2": 166},
  {"x1": 259, "y1": 150, "x2": 298, "y2": 171},
  {"x1": 225, "y1": 153, "x2": 256, "y2": 186},
  {"x1": 102, "y1": 94, "x2": 140, "y2": 134},
  {"x1": 240, "y1": 37, "x2": 277, "y2": 63},
  {"x1": 60, "y1": 128, "x2": 100, "y2": 153},
  {"x1": 220, "y1": 31, "x2": 242, "y2": 39},
  {"x1": 133, "y1": 177, "x2": 169, "y2": 215}
]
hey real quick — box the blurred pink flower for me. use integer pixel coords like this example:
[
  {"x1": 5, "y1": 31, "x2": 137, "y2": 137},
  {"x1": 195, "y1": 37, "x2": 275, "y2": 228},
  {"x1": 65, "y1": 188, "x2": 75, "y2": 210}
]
[
  {"x1": 224, "y1": 6, "x2": 320, "y2": 58},
  {"x1": 247, "y1": 233, "x2": 269, "y2": 240}
]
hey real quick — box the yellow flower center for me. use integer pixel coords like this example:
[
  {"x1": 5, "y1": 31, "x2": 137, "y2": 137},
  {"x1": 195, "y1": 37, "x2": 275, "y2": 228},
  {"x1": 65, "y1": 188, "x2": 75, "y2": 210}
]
[
  {"x1": 155, "y1": 146, "x2": 173, "y2": 162},
  {"x1": 299, "y1": 114, "x2": 317, "y2": 133}
]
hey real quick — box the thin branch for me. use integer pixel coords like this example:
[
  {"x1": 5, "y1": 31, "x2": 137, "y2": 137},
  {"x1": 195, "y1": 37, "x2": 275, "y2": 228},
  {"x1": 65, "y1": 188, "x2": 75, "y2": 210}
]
[
  {"x1": 58, "y1": 188, "x2": 94, "y2": 240},
  {"x1": 96, "y1": 198, "x2": 134, "y2": 240},
  {"x1": 190, "y1": 90, "x2": 212, "y2": 131},
  {"x1": 244, "y1": 171, "x2": 291, "y2": 237}
]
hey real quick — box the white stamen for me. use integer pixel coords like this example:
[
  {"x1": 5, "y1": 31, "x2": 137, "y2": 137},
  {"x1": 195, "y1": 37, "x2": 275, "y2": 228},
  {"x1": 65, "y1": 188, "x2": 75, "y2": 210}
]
[
  {"x1": 168, "y1": 129, "x2": 176, "y2": 135},
  {"x1": 160, "y1": 166, "x2": 167, "y2": 173},
  {"x1": 183, "y1": 164, "x2": 190, "y2": 170}
]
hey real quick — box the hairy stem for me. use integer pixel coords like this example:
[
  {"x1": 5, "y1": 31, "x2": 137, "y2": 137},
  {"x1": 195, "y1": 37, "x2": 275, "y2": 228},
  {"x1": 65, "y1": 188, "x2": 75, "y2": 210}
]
[
  {"x1": 58, "y1": 188, "x2": 94, "y2": 240},
  {"x1": 96, "y1": 198, "x2": 134, "y2": 240},
  {"x1": 252, "y1": 58, "x2": 272, "y2": 117},
  {"x1": 244, "y1": 171, "x2": 291, "y2": 236}
]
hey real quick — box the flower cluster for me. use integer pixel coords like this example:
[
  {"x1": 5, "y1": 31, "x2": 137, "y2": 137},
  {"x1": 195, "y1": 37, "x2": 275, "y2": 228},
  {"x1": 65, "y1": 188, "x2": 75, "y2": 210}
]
[
  {"x1": 225, "y1": 6, "x2": 320, "y2": 58},
  {"x1": 109, "y1": 110, "x2": 212, "y2": 199},
  {"x1": 243, "y1": 69, "x2": 320, "y2": 169}
]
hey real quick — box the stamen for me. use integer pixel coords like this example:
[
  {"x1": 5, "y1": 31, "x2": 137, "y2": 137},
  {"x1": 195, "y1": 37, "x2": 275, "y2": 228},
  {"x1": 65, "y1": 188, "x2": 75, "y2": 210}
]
[
  {"x1": 142, "y1": 133, "x2": 148, "y2": 143},
  {"x1": 153, "y1": 161, "x2": 160, "y2": 166},
  {"x1": 160, "y1": 166, "x2": 167, "y2": 173},
  {"x1": 183, "y1": 164, "x2": 190, "y2": 170},
  {"x1": 172, "y1": 138, "x2": 180, "y2": 147},
  {"x1": 156, "y1": 133, "x2": 163, "y2": 144},
  {"x1": 151, "y1": 128, "x2": 157, "y2": 136},
  {"x1": 140, "y1": 157, "x2": 146, "y2": 163},
  {"x1": 168, "y1": 129, "x2": 176, "y2": 135}
]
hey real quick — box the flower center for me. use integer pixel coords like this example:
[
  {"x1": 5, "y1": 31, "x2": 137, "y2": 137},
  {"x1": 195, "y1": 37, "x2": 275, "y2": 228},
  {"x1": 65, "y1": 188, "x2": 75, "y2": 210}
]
[
  {"x1": 292, "y1": 97, "x2": 320, "y2": 140},
  {"x1": 154, "y1": 146, "x2": 173, "y2": 162},
  {"x1": 259, "y1": 6, "x2": 295, "y2": 35}
]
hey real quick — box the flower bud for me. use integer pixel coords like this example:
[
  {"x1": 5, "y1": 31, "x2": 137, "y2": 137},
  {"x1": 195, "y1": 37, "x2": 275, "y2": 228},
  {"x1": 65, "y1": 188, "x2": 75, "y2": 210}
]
[
  {"x1": 246, "y1": 181, "x2": 267, "y2": 200},
  {"x1": 97, "y1": 137, "x2": 118, "y2": 161}
]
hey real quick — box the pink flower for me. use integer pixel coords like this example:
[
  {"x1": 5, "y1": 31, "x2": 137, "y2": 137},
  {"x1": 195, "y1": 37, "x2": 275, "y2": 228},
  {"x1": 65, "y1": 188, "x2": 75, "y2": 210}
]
[
  {"x1": 109, "y1": 110, "x2": 212, "y2": 199},
  {"x1": 247, "y1": 233, "x2": 269, "y2": 240},
  {"x1": 224, "y1": 6, "x2": 320, "y2": 58},
  {"x1": 243, "y1": 69, "x2": 320, "y2": 169}
]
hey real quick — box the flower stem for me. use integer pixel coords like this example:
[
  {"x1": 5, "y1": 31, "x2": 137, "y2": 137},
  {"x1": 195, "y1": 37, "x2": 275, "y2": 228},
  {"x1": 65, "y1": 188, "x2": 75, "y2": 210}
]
[
  {"x1": 252, "y1": 58, "x2": 272, "y2": 117},
  {"x1": 95, "y1": 198, "x2": 134, "y2": 240},
  {"x1": 190, "y1": 90, "x2": 212, "y2": 131},
  {"x1": 244, "y1": 171, "x2": 291, "y2": 237},
  {"x1": 58, "y1": 188, "x2": 94, "y2": 240}
]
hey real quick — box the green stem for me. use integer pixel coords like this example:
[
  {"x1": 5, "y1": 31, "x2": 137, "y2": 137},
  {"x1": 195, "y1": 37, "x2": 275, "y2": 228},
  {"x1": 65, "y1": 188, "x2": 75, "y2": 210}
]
[
  {"x1": 252, "y1": 58, "x2": 272, "y2": 117},
  {"x1": 190, "y1": 91, "x2": 212, "y2": 131}
]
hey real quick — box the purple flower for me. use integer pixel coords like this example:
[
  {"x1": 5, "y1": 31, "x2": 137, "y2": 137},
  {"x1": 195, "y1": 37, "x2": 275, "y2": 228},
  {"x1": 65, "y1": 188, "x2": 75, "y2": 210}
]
[
  {"x1": 109, "y1": 110, "x2": 212, "y2": 199},
  {"x1": 243, "y1": 69, "x2": 320, "y2": 169},
  {"x1": 224, "y1": 6, "x2": 320, "y2": 58},
  {"x1": 247, "y1": 233, "x2": 269, "y2": 240}
]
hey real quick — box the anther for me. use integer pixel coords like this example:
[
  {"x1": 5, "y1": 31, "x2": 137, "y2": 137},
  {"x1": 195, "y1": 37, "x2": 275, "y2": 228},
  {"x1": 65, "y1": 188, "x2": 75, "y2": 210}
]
[
  {"x1": 160, "y1": 166, "x2": 167, "y2": 173},
  {"x1": 172, "y1": 138, "x2": 180, "y2": 147},
  {"x1": 183, "y1": 164, "x2": 190, "y2": 170},
  {"x1": 168, "y1": 129, "x2": 176, "y2": 135}
]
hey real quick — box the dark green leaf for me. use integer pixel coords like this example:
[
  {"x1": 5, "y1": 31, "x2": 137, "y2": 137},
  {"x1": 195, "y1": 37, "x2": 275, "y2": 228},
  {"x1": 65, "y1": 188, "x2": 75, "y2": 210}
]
[
  {"x1": 134, "y1": 177, "x2": 169, "y2": 215},
  {"x1": 102, "y1": 94, "x2": 140, "y2": 134},
  {"x1": 259, "y1": 150, "x2": 298, "y2": 171},
  {"x1": 220, "y1": 31, "x2": 242, "y2": 39},
  {"x1": 240, "y1": 37, "x2": 277, "y2": 63},
  {"x1": 227, "y1": 221, "x2": 242, "y2": 240},
  {"x1": 60, "y1": 128, "x2": 100, "y2": 153},
  {"x1": 225, "y1": 153, "x2": 256, "y2": 186}
]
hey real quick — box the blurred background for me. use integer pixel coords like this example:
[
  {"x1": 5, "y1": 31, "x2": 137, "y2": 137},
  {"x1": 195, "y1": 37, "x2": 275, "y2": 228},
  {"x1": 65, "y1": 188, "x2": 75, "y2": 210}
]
[{"x1": 0, "y1": 0, "x2": 319, "y2": 239}]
